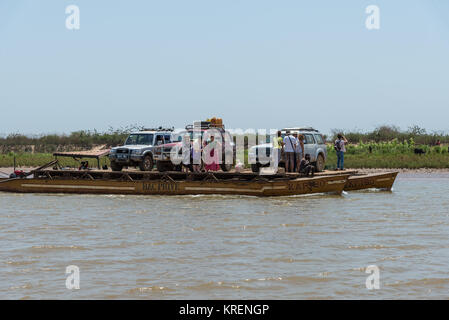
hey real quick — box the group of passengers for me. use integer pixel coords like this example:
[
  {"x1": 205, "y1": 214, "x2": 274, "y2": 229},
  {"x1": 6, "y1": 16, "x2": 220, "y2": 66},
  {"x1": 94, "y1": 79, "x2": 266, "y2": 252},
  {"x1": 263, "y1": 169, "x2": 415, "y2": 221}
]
[
  {"x1": 274, "y1": 130, "x2": 314, "y2": 175},
  {"x1": 179, "y1": 130, "x2": 349, "y2": 174},
  {"x1": 181, "y1": 134, "x2": 222, "y2": 173}
]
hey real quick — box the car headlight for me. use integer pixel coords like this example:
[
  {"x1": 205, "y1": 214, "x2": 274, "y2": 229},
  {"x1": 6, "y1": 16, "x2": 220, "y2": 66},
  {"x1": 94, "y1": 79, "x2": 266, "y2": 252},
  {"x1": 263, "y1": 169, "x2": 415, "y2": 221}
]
[
  {"x1": 132, "y1": 150, "x2": 142, "y2": 155},
  {"x1": 110, "y1": 149, "x2": 117, "y2": 154}
]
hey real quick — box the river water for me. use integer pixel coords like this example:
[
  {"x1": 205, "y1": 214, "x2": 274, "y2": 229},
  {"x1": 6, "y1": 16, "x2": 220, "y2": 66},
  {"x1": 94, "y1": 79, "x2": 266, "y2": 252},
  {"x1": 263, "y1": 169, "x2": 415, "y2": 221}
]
[{"x1": 1, "y1": 173, "x2": 449, "y2": 299}]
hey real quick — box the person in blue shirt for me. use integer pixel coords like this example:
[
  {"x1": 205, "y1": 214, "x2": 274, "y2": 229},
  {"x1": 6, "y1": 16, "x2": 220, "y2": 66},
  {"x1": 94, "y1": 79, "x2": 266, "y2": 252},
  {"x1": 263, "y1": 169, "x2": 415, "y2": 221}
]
[{"x1": 334, "y1": 134, "x2": 348, "y2": 170}]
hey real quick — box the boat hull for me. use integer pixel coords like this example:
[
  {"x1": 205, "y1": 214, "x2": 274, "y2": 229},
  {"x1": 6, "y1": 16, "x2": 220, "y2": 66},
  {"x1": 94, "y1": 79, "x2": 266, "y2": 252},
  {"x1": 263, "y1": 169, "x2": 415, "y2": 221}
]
[
  {"x1": 0, "y1": 174, "x2": 349, "y2": 197},
  {"x1": 344, "y1": 172, "x2": 398, "y2": 191}
]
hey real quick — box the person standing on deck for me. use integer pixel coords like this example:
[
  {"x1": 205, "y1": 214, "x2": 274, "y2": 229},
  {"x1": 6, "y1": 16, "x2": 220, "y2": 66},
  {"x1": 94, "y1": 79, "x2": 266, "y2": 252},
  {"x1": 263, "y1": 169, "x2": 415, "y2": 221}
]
[
  {"x1": 204, "y1": 135, "x2": 221, "y2": 172},
  {"x1": 192, "y1": 138, "x2": 202, "y2": 172},
  {"x1": 295, "y1": 133, "x2": 305, "y2": 173},
  {"x1": 181, "y1": 134, "x2": 191, "y2": 173},
  {"x1": 334, "y1": 134, "x2": 348, "y2": 170},
  {"x1": 283, "y1": 130, "x2": 297, "y2": 173},
  {"x1": 273, "y1": 130, "x2": 284, "y2": 168}
]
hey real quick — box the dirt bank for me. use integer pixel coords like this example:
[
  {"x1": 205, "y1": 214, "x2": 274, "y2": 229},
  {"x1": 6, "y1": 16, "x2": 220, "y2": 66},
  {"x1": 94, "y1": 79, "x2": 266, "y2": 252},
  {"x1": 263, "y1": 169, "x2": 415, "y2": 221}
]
[{"x1": 353, "y1": 168, "x2": 449, "y2": 174}]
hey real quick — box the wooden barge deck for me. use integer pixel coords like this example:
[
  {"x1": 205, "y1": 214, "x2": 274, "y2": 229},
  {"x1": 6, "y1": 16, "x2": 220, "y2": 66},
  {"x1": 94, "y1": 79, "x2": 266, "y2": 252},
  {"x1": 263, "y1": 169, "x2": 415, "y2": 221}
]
[
  {"x1": 0, "y1": 169, "x2": 398, "y2": 196},
  {"x1": 0, "y1": 169, "x2": 350, "y2": 197}
]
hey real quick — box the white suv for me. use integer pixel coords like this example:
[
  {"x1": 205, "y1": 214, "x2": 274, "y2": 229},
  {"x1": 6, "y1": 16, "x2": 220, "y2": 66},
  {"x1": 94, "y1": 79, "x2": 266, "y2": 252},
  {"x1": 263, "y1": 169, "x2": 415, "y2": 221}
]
[{"x1": 248, "y1": 127, "x2": 327, "y2": 172}]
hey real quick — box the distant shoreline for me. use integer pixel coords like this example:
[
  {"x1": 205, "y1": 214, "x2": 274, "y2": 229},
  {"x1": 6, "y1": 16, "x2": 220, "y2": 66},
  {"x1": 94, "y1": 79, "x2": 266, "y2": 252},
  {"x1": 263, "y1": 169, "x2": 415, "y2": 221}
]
[{"x1": 354, "y1": 168, "x2": 449, "y2": 174}]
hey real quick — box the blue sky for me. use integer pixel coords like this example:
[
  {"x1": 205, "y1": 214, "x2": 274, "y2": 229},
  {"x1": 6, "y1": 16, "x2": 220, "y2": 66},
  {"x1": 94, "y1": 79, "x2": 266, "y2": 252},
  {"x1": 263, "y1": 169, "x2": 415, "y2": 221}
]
[{"x1": 1, "y1": 0, "x2": 448, "y2": 135}]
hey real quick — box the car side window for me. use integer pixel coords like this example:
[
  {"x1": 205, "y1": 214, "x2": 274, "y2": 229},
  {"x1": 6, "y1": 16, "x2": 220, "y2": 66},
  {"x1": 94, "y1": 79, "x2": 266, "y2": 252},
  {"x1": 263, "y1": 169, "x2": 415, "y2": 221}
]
[
  {"x1": 304, "y1": 134, "x2": 315, "y2": 144},
  {"x1": 155, "y1": 135, "x2": 164, "y2": 145},
  {"x1": 314, "y1": 134, "x2": 324, "y2": 144},
  {"x1": 164, "y1": 135, "x2": 171, "y2": 143}
]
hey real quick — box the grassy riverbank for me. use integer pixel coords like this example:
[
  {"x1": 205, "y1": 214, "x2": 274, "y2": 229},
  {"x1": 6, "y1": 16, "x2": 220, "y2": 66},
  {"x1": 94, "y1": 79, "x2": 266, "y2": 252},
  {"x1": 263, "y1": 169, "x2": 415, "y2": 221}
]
[
  {"x1": 324, "y1": 140, "x2": 449, "y2": 169},
  {"x1": 2, "y1": 151, "x2": 449, "y2": 170},
  {"x1": 0, "y1": 153, "x2": 110, "y2": 169},
  {"x1": 325, "y1": 152, "x2": 449, "y2": 169}
]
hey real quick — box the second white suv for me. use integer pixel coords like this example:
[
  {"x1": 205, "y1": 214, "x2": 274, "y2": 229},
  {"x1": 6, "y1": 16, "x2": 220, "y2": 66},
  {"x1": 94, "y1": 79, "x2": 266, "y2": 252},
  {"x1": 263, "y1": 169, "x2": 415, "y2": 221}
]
[{"x1": 248, "y1": 127, "x2": 327, "y2": 172}]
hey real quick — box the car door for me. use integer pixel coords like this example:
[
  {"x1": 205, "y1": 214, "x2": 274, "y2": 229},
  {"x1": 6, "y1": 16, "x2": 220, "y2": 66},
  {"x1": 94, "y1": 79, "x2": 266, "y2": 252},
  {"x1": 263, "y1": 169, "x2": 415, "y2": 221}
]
[
  {"x1": 164, "y1": 134, "x2": 171, "y2": 143},
  {"x1": 314, "y1": 134, "x2": 327, "y2": 159},
  {"x1": 303, "y1": 133, "x2": 317, "y2": 161}
]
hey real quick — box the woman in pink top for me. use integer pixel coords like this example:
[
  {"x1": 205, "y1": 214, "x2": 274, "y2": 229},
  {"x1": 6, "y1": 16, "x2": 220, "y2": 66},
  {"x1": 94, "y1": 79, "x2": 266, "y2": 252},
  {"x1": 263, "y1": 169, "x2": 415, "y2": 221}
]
[{"x1": 204, "y1": 136, "x2": 220, "y2": 172}]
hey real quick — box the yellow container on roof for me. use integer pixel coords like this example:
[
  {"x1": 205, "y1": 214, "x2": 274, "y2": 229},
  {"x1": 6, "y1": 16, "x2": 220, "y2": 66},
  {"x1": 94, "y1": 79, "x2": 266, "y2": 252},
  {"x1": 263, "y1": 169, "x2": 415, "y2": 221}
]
[{"x1": 205, "y1": 117, "x2": 223, "y2": 127}]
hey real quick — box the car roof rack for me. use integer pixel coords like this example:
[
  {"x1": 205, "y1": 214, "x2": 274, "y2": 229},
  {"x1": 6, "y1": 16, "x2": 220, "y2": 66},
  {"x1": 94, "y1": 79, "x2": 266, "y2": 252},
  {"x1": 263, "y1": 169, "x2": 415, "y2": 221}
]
[
  {"x1": 140, "y1": 127, "x2": 174, "y2": 132},
  {"x1": 281, "y1": 127, "x2": 318, "y2": 132},
  {"x1": 185, "y1": 123, "x2": 225, "y2": 130}
]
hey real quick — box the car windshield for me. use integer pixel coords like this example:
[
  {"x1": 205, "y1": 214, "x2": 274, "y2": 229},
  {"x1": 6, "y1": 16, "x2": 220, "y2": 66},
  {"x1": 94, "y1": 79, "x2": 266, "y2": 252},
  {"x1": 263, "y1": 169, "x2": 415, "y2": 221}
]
[{"x1": 125, "y1": 134, "x2": 154, "y2": 145}]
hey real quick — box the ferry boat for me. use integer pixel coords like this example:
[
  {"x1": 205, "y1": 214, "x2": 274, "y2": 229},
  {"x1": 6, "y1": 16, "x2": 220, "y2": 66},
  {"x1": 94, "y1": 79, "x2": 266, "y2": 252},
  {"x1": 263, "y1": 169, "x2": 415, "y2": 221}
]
[{"x1": 0, "y1": 169, "x2": 350, "y2": 197}]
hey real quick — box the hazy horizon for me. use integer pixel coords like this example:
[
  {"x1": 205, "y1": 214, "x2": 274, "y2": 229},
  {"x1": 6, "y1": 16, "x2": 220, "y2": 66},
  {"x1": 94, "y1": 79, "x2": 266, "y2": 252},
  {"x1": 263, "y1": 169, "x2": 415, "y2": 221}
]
[{"x1": 1, "y1": 1, "x2": 448, "y2": 136}]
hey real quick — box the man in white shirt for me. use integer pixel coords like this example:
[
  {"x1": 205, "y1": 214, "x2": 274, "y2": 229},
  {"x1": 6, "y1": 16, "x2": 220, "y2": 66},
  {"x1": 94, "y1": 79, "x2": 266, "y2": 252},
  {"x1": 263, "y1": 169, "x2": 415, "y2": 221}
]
[{"x1": 283, "y1": 131, "x2": 297, "y2": 173}]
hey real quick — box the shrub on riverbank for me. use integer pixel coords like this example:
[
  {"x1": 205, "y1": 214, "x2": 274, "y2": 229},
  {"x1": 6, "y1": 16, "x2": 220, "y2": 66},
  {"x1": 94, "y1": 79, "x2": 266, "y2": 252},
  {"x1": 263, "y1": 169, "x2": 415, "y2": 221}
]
[
  {"x1": 330, "y1": 125, "x2": 449, "y2": 145},
  {"x1": 326, "y1": 139, "x2": 448, "y2": 155},
  {"x1": 0, "y1": 126, "x2": 137, "y2": 153}
]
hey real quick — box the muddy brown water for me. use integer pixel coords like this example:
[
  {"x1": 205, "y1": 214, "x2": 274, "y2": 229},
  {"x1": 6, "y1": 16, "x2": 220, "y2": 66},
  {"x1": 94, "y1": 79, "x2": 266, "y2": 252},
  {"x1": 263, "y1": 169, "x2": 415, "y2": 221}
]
[{"x1": 1, "y1": 173, "x2": 449, "y2": 299}]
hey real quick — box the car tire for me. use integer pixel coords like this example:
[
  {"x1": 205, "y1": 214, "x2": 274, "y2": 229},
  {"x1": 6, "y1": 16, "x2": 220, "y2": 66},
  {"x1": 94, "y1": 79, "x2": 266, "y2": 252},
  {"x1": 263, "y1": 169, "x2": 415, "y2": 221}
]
[
  {"x1": 110, "y1": 161, "x2": 123, "y2": 172},
  {"x1": 220, "y1": 163, "x2": 233, "y2": 172},
  {"x1": 156, "y1": 161, "x2": 174, "y2": 172},
  {"x1": 315, "y1": 154, "x2": 325, "y2": 172},
  {"x1": 139, "y1": 155, "x2": 154, "y2": 171},
  {"x1": 251, "y1": 164, "x2": 260, "y2": 173}
]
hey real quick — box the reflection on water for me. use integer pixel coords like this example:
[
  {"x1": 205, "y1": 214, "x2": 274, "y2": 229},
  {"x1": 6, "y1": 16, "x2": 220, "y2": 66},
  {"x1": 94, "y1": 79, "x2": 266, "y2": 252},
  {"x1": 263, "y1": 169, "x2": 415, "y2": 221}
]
[{"x1": 1, "y1": 173, "x2": 449, "y2": 299}]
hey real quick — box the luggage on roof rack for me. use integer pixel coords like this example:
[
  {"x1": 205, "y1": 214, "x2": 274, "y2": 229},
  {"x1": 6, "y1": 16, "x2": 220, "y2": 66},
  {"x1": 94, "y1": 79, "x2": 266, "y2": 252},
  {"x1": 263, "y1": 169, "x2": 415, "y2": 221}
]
[{"x1": 186, "y1": 119, "x2": 225, "y2": 130}]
